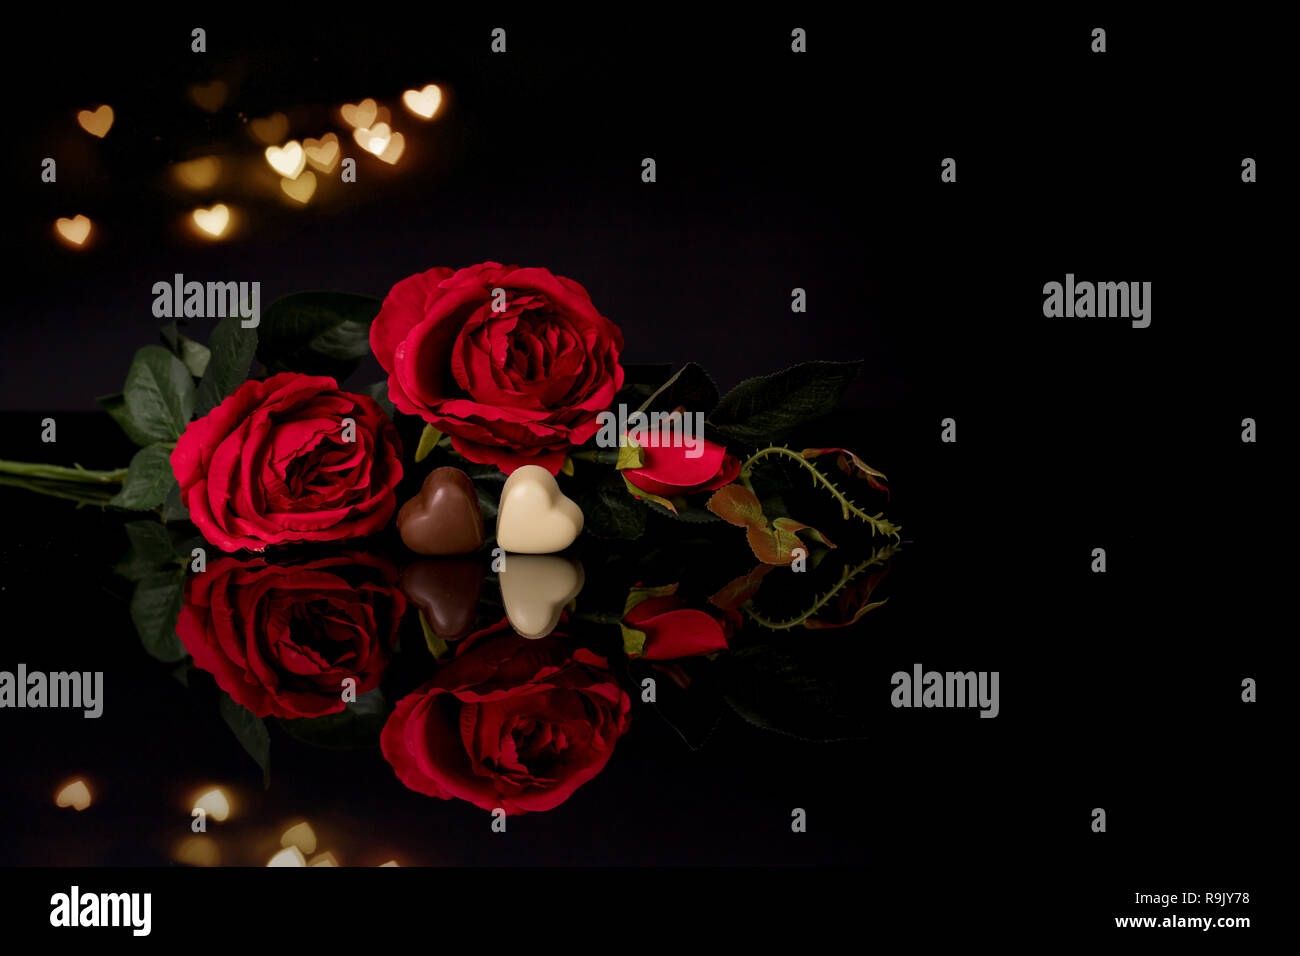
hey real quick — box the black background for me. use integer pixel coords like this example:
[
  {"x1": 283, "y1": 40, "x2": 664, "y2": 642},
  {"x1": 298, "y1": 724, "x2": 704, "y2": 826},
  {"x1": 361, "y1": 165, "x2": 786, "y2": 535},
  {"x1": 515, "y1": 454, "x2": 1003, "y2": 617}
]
[{"x1": 0, "y1": 10, "x2": 1280, "y2": 942}]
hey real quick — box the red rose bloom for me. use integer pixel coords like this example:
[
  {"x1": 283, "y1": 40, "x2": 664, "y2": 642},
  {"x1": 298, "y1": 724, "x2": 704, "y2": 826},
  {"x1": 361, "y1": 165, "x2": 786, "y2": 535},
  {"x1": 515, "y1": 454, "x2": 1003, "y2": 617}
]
[
  {"x1": 381, "y1": 618, "x2": 631, "y2": 814},
  {"x1": 622, "y1": 426, "x2": 740, "y2": 498},
  {"x1": 171, "y1": 373, "x2": 402, "y2": 552},
  {"x1": 177, "y1": 553, "x2": 405, "y2": 719},
  {"x1": 624, "y1": 591, "x2": 739, "y2": 660},
  {"x1": 369, "y1": 263, "x2": 625, "y2": 474}
]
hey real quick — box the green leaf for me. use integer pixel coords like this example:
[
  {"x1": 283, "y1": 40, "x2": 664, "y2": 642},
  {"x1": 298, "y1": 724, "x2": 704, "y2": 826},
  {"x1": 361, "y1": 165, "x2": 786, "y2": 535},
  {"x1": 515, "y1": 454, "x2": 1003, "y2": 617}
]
[
  {"x1": 278, "y1": 689, "x2": 388, "y2": 750},
  {"x1": 256, "y1": 292, "x2": 381, "y2": 380},
  {"x1": 620, "y1": 623, "x2": 648, "y2": 657},
  {"x1": 622, "y1": 581, "x2": 679, "y2": 617},
  {"x1": 130, "y1": 569, "x2": 187, "y2": 662},
  {"x1": 178, "y1": 337, "x2": 211, "y2": 378},
  {"x1": 414, "y1": 424, "x2": 443, "y2": 463},
  {"x1": 123, "y1": 345, "x2": 195, "y2": 442},
  {"x1": 219, "y1": 693, "x2": 271, "y2": 787},
  {"x1": 161, "y1": 484, "x2": 190, "y2": 523},
  {"x1": 109, "y1": 445, "x2": 177, "y2": 510},
  {"x1": 615, "y1": 438, "x2": 644, "y2": 471},
  {"x1": 636, "y1": 362, "x2": 719, "y2": 415},
  {"x1": 573, "y1": 473, "x2": 648, "y2": 539},
  {"x1": 195, "y1": 314, "x2": 258, "y2": 416},
  {"x1": 709, "y1": 361, "x2": 861, "y2": 446},
  {"x1": 364, "y1": 380, "x2": 396, "y2": 421},
  {"x1": 96, "y1": 393, "x2": 155, "y2": 447}
]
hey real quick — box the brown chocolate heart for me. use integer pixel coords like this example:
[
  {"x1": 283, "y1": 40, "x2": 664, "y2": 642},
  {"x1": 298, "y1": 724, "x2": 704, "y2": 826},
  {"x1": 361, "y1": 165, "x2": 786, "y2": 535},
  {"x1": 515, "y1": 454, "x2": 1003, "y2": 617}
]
[
  {"x1": 397, "y1": 466, "x2": 485, "y2": 555},
  {"x1": 400, "y1": 558, "x2": 485, "y2": 642}
]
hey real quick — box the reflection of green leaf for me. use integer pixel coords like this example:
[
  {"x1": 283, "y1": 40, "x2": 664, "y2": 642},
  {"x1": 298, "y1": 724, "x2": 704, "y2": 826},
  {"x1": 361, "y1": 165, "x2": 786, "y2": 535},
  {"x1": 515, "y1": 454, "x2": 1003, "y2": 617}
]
[
  {"x1": 116, "y1": 520, "x2": 177, "y2": 580},
  {"x1": 418, "y1": 610, "x2": 451, "y2": 660},
  {"x1": 722, "y1": 642, "x2": 869, "y2": 742},
  {"x1": 278, "y1": 689, "x2": 388, "y2": 751},
  {"x1": 195, "y1": 314, "x2": 257, "y2": 416},
  {"x1": 130, "y1": 569, "x2": 187, "y2": 662},
  {"x1": 219, "y1": 693, "x2": 271, "y2": 788},
  {"x1": 709, "y1": 361, "x2": 860, "y2": 445},
  {"x1": 123, "y1": 346, "x2": 194, "y2": 442},
  {"x1": 109, "y1": 445, "x2": 177, "y2": 510}
]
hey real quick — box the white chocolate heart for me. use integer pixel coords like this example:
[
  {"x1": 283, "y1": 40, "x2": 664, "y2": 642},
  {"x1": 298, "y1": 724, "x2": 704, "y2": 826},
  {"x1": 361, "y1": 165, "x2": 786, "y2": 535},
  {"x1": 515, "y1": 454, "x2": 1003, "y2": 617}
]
[
  {"x1": 499, "y1": 555, "x2": 584, "y2": 639},
  {"x1": 495, "y1": 465, "x2": 584, "y2": 553}
]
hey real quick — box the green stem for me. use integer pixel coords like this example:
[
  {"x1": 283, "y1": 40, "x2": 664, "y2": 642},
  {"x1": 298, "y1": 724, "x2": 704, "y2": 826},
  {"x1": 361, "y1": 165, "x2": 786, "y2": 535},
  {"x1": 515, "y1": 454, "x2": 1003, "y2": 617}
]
[
  {"x1": 0, "y1": 459, "x2": 128, "y2": 484},
  {"x1": 739, "y1": 445, "x2": 901, "y2": 539},
  {"x1": 0, "y1": 475, "x2": 123, "y2": 508}
]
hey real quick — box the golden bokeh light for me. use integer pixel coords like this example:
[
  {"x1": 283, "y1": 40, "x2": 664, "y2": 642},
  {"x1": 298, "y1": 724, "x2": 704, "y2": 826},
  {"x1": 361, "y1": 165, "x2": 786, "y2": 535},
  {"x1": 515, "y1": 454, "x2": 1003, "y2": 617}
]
[
  {"x1": 54, "y1": 778, "x2": 92, "y2": 810},
  {"x1": 307, "y1": 851, "x2": 338, "y2": 867},
  {"x1": 265, "y1": 141, "x2": 306, "y2": 179},
  {"x1": 280, "y1": 170, "x2": 317, "y2": 204},
  {"x1": 248, "y1": 113, "x2": 289, "y2": 145},
  {"x1": 54, "y1": 216, "x2": 92, "y2": 247},
  {"x1": 402, "y1": 84, "x2": 443, "y2": 119},
  {"x1": 280, "y1": 821, "x2": 317, "y2": 855},
  {"x1": 267, "y1": 846, "x2": 306, "y2": 867},
  {"x1": 172, "y1": 835, "x2": 221, "y2": 866},
  {"x1": 376, "y1": 132, "x2": 405, "y2": 165},
  {"x1": 171, "y1": 156, "x2": 222, "y2": 190},
  {"x1": 303, "y1": 133, "x2": 340, "y2": 174},
  {"x1": 353, "y1": 122, "x2": 390, "y2": 156},
  {"x1": 190, "y1": 204, "x2": 231, "y2": 239},
  {"x1": 191, "y1": 787, "x2": 231, "y2": 822},
  {"x1": 340, "y1": 98, "x2": 378, "y2": 129},
  {"x1": 379, "y1": 860, "x2": 400, "y2": 867},
  {"x1": 76, "y1": 105, "x2": 113, "y2": 138},
  {"x1": 189, "y1": 80, "x2": 228, "y2": 113}
]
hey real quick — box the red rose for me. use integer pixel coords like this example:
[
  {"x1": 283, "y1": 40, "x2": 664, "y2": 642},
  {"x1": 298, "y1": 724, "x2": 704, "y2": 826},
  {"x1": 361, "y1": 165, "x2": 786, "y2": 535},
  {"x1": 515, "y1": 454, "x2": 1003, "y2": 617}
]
[
  {"x1": 171, "y1": 372, "x2": 402, "y2": 552},
  {"x1": 381, "y1": 618, "x2": 631, "y2": 814},
  {"x1": 369, "y1": 263, "x2": 625, "y2": 474},
  {"x1": 623, "y1": 591, "x2": 739, "y2": 660},
  {"x1": 177, "y1": 553, "x2": 405, "y2": 719},
  {"x1": 622, "y1": 426, "x2": 740, "y2": 498}
]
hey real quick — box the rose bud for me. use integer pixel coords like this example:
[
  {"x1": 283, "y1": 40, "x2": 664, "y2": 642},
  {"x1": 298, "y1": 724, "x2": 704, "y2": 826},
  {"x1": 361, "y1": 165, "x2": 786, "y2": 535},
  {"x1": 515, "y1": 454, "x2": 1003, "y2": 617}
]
[{"x1": 621, "y1": 424, "x2": 740, "y2": 499}]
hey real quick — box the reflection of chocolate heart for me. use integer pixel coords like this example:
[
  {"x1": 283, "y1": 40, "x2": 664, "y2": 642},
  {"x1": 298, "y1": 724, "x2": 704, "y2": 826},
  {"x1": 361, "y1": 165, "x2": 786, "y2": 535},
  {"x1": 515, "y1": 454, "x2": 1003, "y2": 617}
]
[
  {"x1": 400, "y1": 558, "x2": 485, "y2": 642},
  {"x1": 499, "y1": 555, "x2": 584, "y2": 639},
  {"x1": 397, "y1": 467, "x2": 485, "y2": 555}
]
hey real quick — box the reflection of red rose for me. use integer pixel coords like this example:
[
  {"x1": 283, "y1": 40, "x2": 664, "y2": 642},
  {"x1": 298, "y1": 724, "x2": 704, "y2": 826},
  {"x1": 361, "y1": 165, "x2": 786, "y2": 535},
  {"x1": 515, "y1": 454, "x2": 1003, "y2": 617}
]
[
  {"x1": 624, "y1": 591, "x2": 739, "y2": 660},
  {"x1": 381, "y1": 619, "x2": 630, "y2": 814},
  {"x1": 171, "y1": 372, "x2": 403, "y2": 552},
  {"x1": 622, "y1": 427, "x2": 740, "y2": 498},
  {"x1": 369, "y1": 263, "x2": 625, "y2": 475},
  {"x1": 177, "y1": 553, "x2": 405, "y2": 719}
]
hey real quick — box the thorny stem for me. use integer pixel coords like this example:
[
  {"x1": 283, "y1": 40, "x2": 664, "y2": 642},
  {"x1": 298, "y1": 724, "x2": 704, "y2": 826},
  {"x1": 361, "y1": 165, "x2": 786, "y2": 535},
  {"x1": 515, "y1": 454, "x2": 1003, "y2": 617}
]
[
  {"x1": 743, "y1": 541, "x2": 901, "y2": 630},
  {"x1": 739, "y1": 445, "x2": 901, "y2": 539}
]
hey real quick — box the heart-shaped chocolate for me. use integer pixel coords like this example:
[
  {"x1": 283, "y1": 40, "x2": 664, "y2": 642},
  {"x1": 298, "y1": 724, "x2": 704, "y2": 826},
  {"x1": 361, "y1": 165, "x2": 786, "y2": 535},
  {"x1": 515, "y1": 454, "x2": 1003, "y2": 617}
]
[
  {"x1": 495, "y1": 465, "x2": 584, "y2": 553},
  {"x1": 397, "y1": 467, "x2": 485, "y2": 555},
  {"x1": 400, "y1": 558, "x2": 485, "y2": 642},
  {"x1": 499, "y1": 555, "x2": 584, "y2": 639}
]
